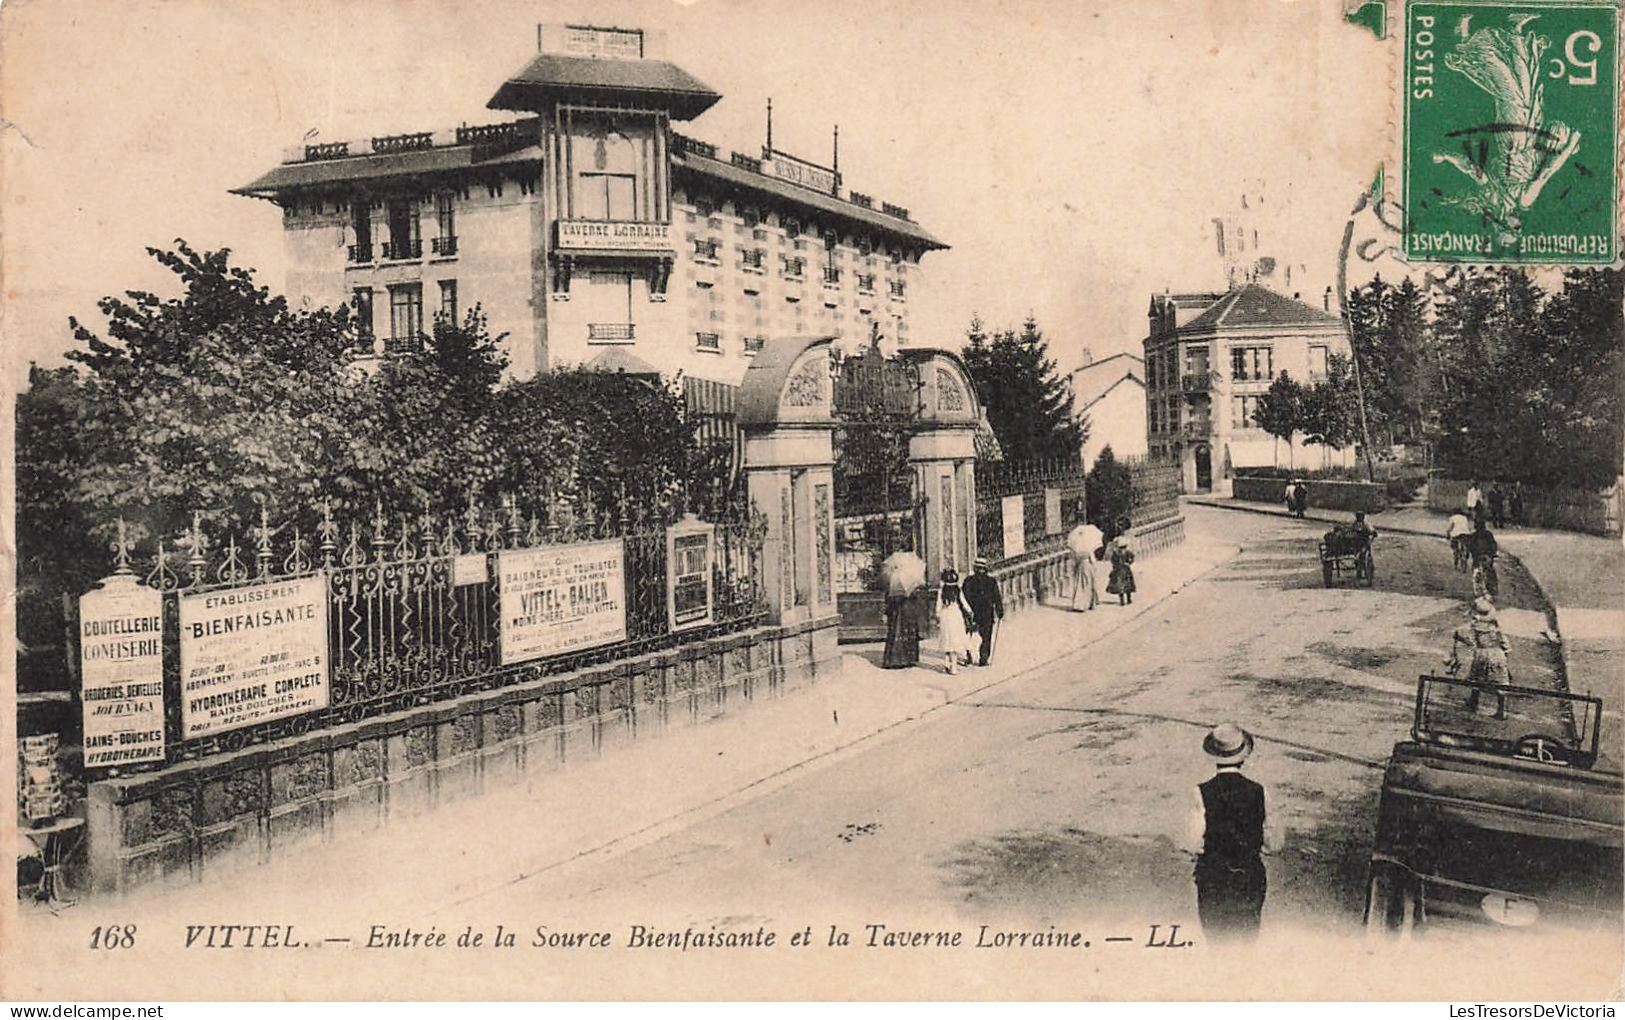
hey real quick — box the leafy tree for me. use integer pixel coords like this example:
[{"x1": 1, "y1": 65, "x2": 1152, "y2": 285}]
[
  {"x1": 1347, "y1": 274, "x2": 1431, "y2": 446},
  {"x1": 1301, "y1": 354, "x2": 1359, "y2": 456},
  {"x1": 961, "y1": 315, "x2": 1087, "y2": 463},
  {"x1": 1085, "y1": 445, "x2": 1133, "y2": 533},
  {"x1": 1252, "y1": 371, "x2": 1305, "y2": 466}
]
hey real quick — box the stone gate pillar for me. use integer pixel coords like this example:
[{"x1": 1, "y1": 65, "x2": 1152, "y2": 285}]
[
  {"x1": 737, "y1": 337, "x2": 841, "y2": 681},
  {"x1": 904, "y1": 350, "x2": 983, "y2": 583}
]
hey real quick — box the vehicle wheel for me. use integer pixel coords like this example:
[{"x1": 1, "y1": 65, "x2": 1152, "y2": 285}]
[
  {"x1": 1322, "y1": 560, "x2": 1334, "y2": 587},
  {"x1": 1365, "y1": 862, "x2": 1418, "y2": 935}
]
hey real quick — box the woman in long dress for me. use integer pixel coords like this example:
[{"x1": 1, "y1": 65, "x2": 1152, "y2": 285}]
[
  {"x1": 882, "y1": 572, "x2": 922, "y2": 669},
  {"x1": 935, "y1": 569, "x2": 976, "y2": 673}
]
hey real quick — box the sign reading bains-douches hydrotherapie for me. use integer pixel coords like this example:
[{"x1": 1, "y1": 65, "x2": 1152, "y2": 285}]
[
  {"x1": 79, "y1": 575, "x2": 166, "y2": 766},
  {"x1": 498, "y1": 540, "x2": 628, "y2": 665},
  {"x1": 179, "y1": 575, "x2": 330, "y2": 739}
]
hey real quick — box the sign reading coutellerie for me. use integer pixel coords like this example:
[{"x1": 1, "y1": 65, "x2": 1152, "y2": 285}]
[
  {"x1": 179, "y1": 575, "x2": 330, "y2": 739},
  {"x1": 498, "y1": 540, "x2": 628, "y2": 665},
  {"x1": 79, "y1": 574, "x2": 166, "y2": 767},
  {"x1": 555, "y1": 220, "x2": 673, "y2": 252}
]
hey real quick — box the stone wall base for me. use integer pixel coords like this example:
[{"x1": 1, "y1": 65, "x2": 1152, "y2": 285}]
[{"x1": 87, "y1": 616, "x2": 842, "y2": 897}]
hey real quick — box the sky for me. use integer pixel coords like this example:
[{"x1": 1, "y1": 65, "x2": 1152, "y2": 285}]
[{"x1": 1, "y1": 0, "x2": 1392, "y2": 390}]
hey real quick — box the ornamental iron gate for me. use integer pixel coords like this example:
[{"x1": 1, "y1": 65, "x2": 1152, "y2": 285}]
[{"x1": 831, "y1": 335, "x2": 926, "y2": 641}]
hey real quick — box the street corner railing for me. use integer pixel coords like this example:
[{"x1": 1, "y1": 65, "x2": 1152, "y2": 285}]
[{"x1": 79, "y1": 494, "x2": 769, "y2": 773}]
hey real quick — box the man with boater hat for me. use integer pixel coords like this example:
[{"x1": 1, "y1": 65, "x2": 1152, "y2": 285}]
[
  {"x1": 961, "y1": 557, "x2": 1004, "y2": 667},
  {"x1": 1186, "y1": 722, "x2": 1281, "y2": 942}
]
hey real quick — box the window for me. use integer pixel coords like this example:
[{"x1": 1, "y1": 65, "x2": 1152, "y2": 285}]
[
  {"x1": 432, "y1": 194, "x2": 457, "y2": 255},
  {"x1": 742, "y1": 207, "x2": 760, "y2": 228},
  {"x1": 1309, "y1": 344, "x2": 1329, "y2": 378},
  {"x1": 693, "y1": 238, "x2": 719, "y2": 261},
  {"x1": 857, "y1": 273, "x2": 875, "y2": 294},
  {"x1": 744, "y1": 335, "x2": 766, "y2": 355},
  {"x1": 780, "y1": 255, "x2": 805, "y2": 278},
  {"x1": 578, "y1": 173, "x2": 636, "y2": 220},
  {"x1": 1231, "y1": 346, "x2": 1273, "y2": 381},
  {"x1": 1232, "y1": 395, "x2": 1261, "y2": 429},
  {"x1": 741, "y1": 248, "x2": 764, "y2": 270},
  {"x1": 384, "y1": 199, "x2": 420, "y2": 259},
  {"x1": 349, "y1": 202, "x2": 373, "y2": 262},
  {"x1": 438, "y1": 280, "x2": 458, "y2": 325},
  {"x1": 696, "y1": 280, "x2": 721, "y2": 321},
  {"x1": 695, "y1": 197, "x2": 715, "y2": 217},
  {"x1": 352, "y1": 288, "x2": 374, "y2": 339},
  {"x1": 388, "y1": 284, "x2": 423, "y2": 350},
  {"x1": 785, "y1": 218, "x2": 801, "y2": 239},
  {"x1": 696, "y1": 331, "x2": 720, "y2": 352}
]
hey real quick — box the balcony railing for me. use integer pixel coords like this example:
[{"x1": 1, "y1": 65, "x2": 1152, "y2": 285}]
[
  {"x1": 740, "y1": 249, "x2": 764, "y2": 270},
  {"x1": 371, "y1": 131, "x2": 434, "y2": 155},
  {"x1": 857, "y1": 274, "x2": 876, "y2": 294},
  {"x1": 1180, "y1": 420, "x2": 1214, "y2": 439},
  {"x1": 381, "y1": 239, "x2": 422, "y2": 260},
  {"x1": 780, "y1": 258, "x2": 805, "y2": 279},
  {"x1": 588, "y1": 323, "x2": 636, "y2": 343},
  {"x1": 384, "y1": 334, "x2": 426, "y2": 355},
  {"x1": 347, "y1": 243, "x2": 373, "y2": 263},
  {"x1": 1181, "y1": 371, "x2": 1216, "y2": 393},
  {"x1": 695, "y1": 332, "x2": 721, "y2": 352},
  {"x1": 823, "y1": 267, "x2": 841, "y2": 285},
  {"x1": 743, "y1": 336, "x2": 766, "y2": 355},
  {"x1": 888, "y1": 281, "x2": 907, "y2": 298},
  {"x1": 431, "y1": 236, "x2": 459, "y2": 256},
  {"x1": 693, "y1": 239, "x2": 719, "y2": 261},
  {"x1": 305, "y1": 141, "x2": 350, "y2": 162}
]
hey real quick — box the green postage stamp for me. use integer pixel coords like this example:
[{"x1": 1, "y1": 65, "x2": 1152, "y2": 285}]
[{"x1": 1403, "y1": 0, "x2": 1621, "y2": 263}]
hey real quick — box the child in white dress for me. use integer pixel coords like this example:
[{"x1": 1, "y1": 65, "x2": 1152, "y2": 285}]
[{"x1": 937, "y1": 569, "x2": 977, "y2": 674}]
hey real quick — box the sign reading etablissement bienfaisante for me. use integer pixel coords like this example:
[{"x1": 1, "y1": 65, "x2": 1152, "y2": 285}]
[
  {"x1": 499, "y1": 540, "x2": 628, "y2": 665},
  {"x1": 79, "y1": 575, "x2": 166, "y2": 766},
  {"x1": 179, "y1": 575, "x2": 330, "y2": 739}
]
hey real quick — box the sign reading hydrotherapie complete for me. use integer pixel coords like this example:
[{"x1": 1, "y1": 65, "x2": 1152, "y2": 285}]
[
  {"x1": 499, "y1": 540, "x2": 627, "y2": 665},
  {"x1": 79, "y1": 575, "x2": 166, "y2": 767},
  {"x1": 179, "y1": 576, "x2": 329, "y2": 739}
]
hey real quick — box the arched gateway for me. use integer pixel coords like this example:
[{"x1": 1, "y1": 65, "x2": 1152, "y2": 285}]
[{"x1": 738, "y1": 333, "x2": 981, "y2": 641}]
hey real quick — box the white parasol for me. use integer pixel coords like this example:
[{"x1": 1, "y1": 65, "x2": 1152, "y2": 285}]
[{"x1": 879, "y1": 550, "x2": 927, "y2": 597}]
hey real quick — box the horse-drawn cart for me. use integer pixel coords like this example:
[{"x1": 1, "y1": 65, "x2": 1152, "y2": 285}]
[{"x1": 1319, "y1": 525, "x2": 1374, "y2": 586}]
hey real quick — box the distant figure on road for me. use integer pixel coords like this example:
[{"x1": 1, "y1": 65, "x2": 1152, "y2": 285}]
[
  {"x1": 1106, "y1": 518, "x2": 1137, "y2": 606},
  {"x1": 1291, "y1": 481, "x2": 1309, "y2": 519},
  {"x1": 961, "y1": 558, "x2": 1004, "y2": 667},
  {"x1": 1067, "y1": 520, "x2": 1104, "y2": 612},
  {"x1": 1489, "y1": 482, "x2": 1506, "y2": 529},
  {"x1": 1510, "y1": 482, "x2": 1526, "y2": 527},
  {"x1": 1446, "y1": 510, "x2": 1473, "y2": 572},
  {"x1": 1467, "y1": 479, "x2": 1485, "y2": 526},
  {"x1": 1446, "y1": 597, "x2": 1511, "y2": 719},
  {"x1": 1187, "y1": 723, "x2": 1282, "y2": 943},
  {"x1": 1283, "y1": 479, "x2": 1295, "y2": 513},
  {"x1": 1468, "y1": 519, "x2": 1500, "y2": 600},
  {"x1": 935, "y1": 568, "x2": 976, "y2": 675}
]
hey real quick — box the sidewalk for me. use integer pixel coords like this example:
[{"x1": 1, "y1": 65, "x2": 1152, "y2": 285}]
[
  {"x1": 35, "y1": 532, "x2": 1239, "y2": 927},
  {"x1": 1187, "y1": 494, "x2": 1625, "y2": 750}
]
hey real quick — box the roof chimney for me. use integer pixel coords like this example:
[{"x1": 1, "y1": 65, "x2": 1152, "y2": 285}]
[
  {"x1": 1323, "y1": 286, "x2": 1332, "y2": 312},
  {"x1": 1080, "y1": 347, "x2": 1094, "y2": 367}
]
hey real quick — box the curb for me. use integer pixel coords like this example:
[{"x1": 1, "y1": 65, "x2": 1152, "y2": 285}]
[{"x1": 1185, "y1": 496, "x2": 1575, "y2": 693}]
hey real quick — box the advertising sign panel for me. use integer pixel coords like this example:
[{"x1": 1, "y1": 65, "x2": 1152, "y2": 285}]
[
  {"x1": 498, "y1": 540, "x2": 627, "y2": 664},
  {"x1": 79, "y1": 575, "x2": 166, "y2": 767},
  {"x1": 179, "y1": 575, "x2": 329, "y2": 739}
]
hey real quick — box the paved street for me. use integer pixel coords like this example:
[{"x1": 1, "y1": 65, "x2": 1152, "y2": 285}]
[{"x1": 15, "y1": 506, "x2": 1619, "y2": 1000}]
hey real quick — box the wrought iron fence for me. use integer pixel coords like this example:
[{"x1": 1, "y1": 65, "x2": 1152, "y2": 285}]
[
  {"x1": 974, "y1": 458, "x2": 1087, "y2": 563},
  {"x1": 1121, "y1": 456, "x2": 1182, "y2": 525},
  {"x1": 93, "y1": 495, "x2": 767, "y2": 771}
]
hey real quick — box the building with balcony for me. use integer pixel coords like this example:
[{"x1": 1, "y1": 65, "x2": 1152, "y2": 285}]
[
  {"x1": 233, "y1": 23, "x2": 946, "y2": 385},
  {"x1": 1142, "y1": 283, "x2": 1353, "y2": 492},
  {"x1": 1066, "y1": 351, "x2": 1145, "y2": 468}
]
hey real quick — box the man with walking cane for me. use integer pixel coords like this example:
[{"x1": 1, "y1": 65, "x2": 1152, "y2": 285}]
[{"x1": 962, "y1": 557, "x2": 1005, "y2": 667}]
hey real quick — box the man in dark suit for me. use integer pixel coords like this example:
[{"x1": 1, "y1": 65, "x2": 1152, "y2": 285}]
[
  {"x1": 1186, "y1": 723, "x2": 1281, "y2": 942},
  {"x1": 961, "y1": 557, "x2": 1004, "y2": 667}
]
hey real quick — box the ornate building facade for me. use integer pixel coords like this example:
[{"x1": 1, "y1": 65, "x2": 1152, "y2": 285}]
[
  {"x1": 234, "y1": 23, "x2": 947, "y2": 385},
  {"x1": 1142, "y1": 284, "x2": 1355, "y2": 492}
]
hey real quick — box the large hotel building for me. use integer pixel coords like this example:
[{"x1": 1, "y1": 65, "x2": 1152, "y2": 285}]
[{"x1": 235, "y1": 23, "x2": 947, "y2": 386}]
